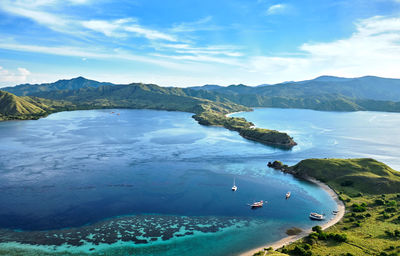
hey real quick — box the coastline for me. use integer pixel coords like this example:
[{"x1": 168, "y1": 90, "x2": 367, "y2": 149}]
[
  {"x1": 239, "y1": 177, "x2": 345, "y2": 256},
  {"x1": 225, "y1": 111, "x2": 244, "y2": 117}
]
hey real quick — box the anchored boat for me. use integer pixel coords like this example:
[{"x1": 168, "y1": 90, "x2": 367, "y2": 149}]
[
  {"x1": 309, "y1": 212, "x2": 325, "y2": 220},
  {"x1": 232, "y1": 178, "x2": 237, "y2": 191},
  {"x1": 250, "y1": 200, "x2": 264, "y2": 208},
  {"x1": 285, "y1": 191, "x2": 291, "y2": 199}
]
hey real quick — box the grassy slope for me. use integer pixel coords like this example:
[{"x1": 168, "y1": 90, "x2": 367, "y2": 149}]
[
  {"x1": 255, "y1": 158, "x2": 400, "y2": 256},
  {"x1": 0, "y1": 91, "x2": 47, "y2": 120}
]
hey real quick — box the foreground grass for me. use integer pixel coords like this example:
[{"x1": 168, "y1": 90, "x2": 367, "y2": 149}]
[{"x1": 255, "y1": 158, "x2": 400, "y2": 256}]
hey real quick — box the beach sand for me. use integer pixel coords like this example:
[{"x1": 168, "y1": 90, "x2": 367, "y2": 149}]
[{"x1": 239, "y1": 177, "x2": 345, "y2": 256}]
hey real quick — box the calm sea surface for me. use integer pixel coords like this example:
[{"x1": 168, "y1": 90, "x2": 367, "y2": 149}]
[{"x1": 0, "y1": 108, "x2": 398, "y2": 255}]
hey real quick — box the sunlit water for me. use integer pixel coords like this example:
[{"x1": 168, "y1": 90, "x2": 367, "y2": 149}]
[{"x1": 0, "y1": 108, "x2": 398, "y2": 255}]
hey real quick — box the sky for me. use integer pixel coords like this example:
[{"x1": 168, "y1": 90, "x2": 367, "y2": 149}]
[{"x1": 0, "y1": 0, "x2": 400, "y2": 87}]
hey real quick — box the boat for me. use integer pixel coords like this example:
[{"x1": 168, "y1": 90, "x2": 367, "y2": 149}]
[
  {"x1": 309, "y1": 212, "x2": 325, "y2": 220},
  {"x1": 231, "y1": 178, "x2": 237, "y2": 191},
  {"x1": 250, "y1": 200, "x2": 264, "y2": 208},
  {"x1": 285, "y1": 191, "x2": 291, "y2": 199}
]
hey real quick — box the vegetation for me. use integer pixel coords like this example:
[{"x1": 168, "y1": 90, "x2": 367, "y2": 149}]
[
  {"x1": 254, "y1": 158, "x2": 400, "y2": 256},
  {"x1": 0, "y1": 80, "x2": 296, "y2": 147},
  {"x1": 192, "y1": 110, "x2": 296, "y2": 148}
]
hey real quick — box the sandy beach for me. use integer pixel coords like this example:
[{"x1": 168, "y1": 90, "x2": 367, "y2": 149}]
[{"x1": 239, "y1": 177, "x2": 345, "y2": 256}]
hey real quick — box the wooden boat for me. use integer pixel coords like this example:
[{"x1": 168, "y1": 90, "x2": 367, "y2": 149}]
[
  {"x1": 309, "y1": 212, "x2": 325, "y2": 220},
  {"x1": 250, "y1": 200, "x2": 264, "y2": 208}
]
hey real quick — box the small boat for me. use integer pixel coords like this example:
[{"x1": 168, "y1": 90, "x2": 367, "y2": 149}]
[
  {"x1": 251, "y1": 200, "x2": 264, "y2": 208},
  {"x1": 285, "y1": 191, "x2": 291, "y2": 199},
  {"x1": 309, "y1": 212, "x2": 325, "y2": 220},
  {"x1": 232, "y1": 178, "x2": 237, "y2": 191}
]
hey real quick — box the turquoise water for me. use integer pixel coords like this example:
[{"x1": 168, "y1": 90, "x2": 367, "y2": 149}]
[{"x1": 1, "y1": 108, "x2": 398, "y2": 255}]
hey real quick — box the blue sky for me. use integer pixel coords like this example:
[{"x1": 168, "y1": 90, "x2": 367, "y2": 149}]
[{"x1": 0, "y1": 0, "x2": 400, "y2": 87}]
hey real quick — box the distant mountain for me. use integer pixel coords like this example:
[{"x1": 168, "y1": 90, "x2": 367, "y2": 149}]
[
  {"x1": 2, "y1": 76, "x2": 115, "y2": 96},
  {"x1": 3, "y1": 75, "x2": 400, "y2": 114},
  {"x1": 184, "y1": 76, "x2": 400, "y2": 112},
  {"x1": 188, "y1": 84, "x2": 223, "y2": 91}
]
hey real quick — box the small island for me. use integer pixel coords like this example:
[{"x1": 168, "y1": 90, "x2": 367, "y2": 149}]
[{"x1": 193, "y1": 110, "x2": 297, "y2": 148}]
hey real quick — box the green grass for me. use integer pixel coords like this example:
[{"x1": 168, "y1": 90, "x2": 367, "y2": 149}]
[{"x1": 253, "y1": 158, "x2": 400, "y2": 256}]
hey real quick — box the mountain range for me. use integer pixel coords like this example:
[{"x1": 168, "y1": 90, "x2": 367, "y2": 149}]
[{"x1": 1, "y1": 75, "x2": 400, "y2": 120}]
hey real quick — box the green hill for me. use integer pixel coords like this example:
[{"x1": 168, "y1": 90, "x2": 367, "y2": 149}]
[
  {"x1": 291, "y1": 158, "x2": 400, "y2": 195},
  {"x1": 0, "y1": 91, "x2": 48, "y2": 120}
]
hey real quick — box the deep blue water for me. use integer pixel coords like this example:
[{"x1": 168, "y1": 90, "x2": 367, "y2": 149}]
[{"x1": 0, "y1": 108, "x2": 398, "y2": 255}]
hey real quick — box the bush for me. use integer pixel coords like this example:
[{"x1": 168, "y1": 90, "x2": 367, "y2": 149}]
[
  {"x1": 332, "y1": 233, "x2": 348, "y2": 242},
  {"x1": 341, "y1": 180, "x2": 354, "y2": 186},
  {"x1": 375, "y1": 199, "x2": 385, "y2": 205},
  {"x1": 352, "y1": 203, "x2": 366, "y2": 212},
  {"x1": 312, "y1": 225, "x2": 322, "y2": 233},
  {"x1": 385, "y1": 207, "x2": 397, "y2": 213},
  {"x1": 387, "y1": 201, "x2": 397, "y2": 207}
]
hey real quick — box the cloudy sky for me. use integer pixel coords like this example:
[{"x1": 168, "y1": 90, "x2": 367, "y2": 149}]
[{"x1": 0, "y1": 0, "x2": 400, "y2": 87}]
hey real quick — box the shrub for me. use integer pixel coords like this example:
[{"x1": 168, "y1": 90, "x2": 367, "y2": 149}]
[
  {"x1": 385, "y1": 207, "x2": 397, "y2": 213},
  {"x1": 312, "y1": 225, "x2": 322, "y2": 233},
  {"x1": 341, "y1": 180, "x2": 354, "y2": 186},
  {"x1": 375, "y1": 199, "x2": 385, "y2": 205},
  {"x1": 352, "y1": 203, "x2": 366, "y2": 212}
]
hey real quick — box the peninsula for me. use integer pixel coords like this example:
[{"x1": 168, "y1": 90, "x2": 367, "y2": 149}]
[{"x1": 252, "y1": 158, "x2": 400, "y2": 256}]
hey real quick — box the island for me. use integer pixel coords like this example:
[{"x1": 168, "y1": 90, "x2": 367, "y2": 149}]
[
  {"x1": 251, "y1": 158, "x2": 400, "y2": 256},
  {"x1": 193, "y1": 110, "x2": 297, "y2": 148}
]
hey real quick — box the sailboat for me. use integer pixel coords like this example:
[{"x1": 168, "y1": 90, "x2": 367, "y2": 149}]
[{"x1": 232, "y1": 178, "x2": 237, "y2": 191}]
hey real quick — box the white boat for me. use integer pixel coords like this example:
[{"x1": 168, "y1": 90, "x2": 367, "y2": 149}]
[
  {"x1": 309, "y1": 212, "x2": 325, "y2": 220},
  {"x1": 251, "y1": 200, "x2": 263, "y2": 208},
  {"x1": 232, "y1": 178, "x2": 237, "y2": 191},
  {"x1": 285, "y1": 191, "x2": 291, "y2": 199}
]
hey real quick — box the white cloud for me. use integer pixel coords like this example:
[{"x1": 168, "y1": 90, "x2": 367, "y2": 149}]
[
  {"x1": 266, "y1": 4, "x2": 287, "y2": 15},
  {"x1": 0, "y1": 1, "x2": 176, "y2": 42},
  {"x1": 82, "y1": 18, "x2": 176, "y2": 41},
  {"x1": 0, "y1": 66, "x2": 31, "y2": 85},
  {"x1": 171, "y1": 16, "x2": 219, "y2": 33},
  {"x1": 247, "y1": 15, "x2": 400, "y2": 83}
]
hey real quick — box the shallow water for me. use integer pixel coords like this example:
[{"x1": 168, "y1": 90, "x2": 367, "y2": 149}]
[{"x1": 1, "y1": 108, "x2": 397, "y2": 255}]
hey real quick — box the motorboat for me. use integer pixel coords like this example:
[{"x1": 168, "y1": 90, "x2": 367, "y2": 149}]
[
  {"x1": 251, "y1": 200, "x2": 263, "y2": 208},
  {"x1": 309, "y1": 212, "x2": 325, "y2": 220}
]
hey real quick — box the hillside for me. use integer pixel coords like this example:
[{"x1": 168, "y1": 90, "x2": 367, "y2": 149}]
[
  {"x1": 0, "y1": 91, "x2": 48, "y2": 120},
  {"x1": 254, "y1": 158, "x2": 400, "y2": 256},
  {"x1": 291, "y1": 158, "x2": 400, "y2": 195}
]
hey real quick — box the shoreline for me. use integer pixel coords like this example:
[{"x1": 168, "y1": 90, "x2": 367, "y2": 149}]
[
  {"x1": 239, "y1": 177, "x2": 345, "y2": 256},
  {"x1": 225, "y1": 111, "x2": 244, "y2": 117}
]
